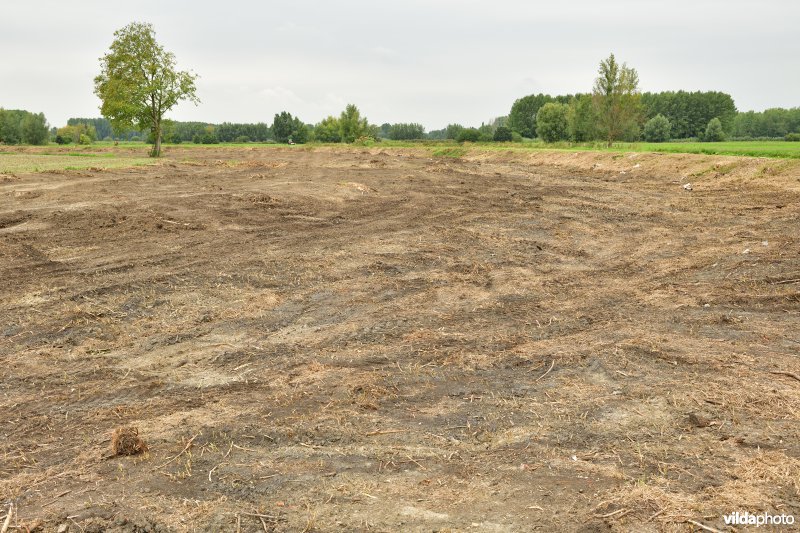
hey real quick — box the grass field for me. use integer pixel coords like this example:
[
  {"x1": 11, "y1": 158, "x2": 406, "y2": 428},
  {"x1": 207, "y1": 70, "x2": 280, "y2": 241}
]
[
  {"x1": 0, "y1": 150, "x2": 155, "y2": 174},
  {"x1": 393, "y1": 140, "x2": 800, "y2": 159},
  {"x1": 581, "y1": 140, "x2": 800, "y2": 158},
  {"x1": 2, "y1": 139, "x2": 799, "y2": 175}
]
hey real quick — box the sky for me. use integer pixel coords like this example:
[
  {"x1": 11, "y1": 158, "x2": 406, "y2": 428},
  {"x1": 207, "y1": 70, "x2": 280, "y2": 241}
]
[{"x1": 1, "y1": 0, "x2": 798, "y2": 130}]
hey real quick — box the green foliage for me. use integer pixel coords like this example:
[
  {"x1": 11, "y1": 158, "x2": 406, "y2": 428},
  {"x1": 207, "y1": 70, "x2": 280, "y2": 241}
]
[
  {"x1": 292, "y1": 122, "x2": 309, "y2": 143},
  {"x1": 511, "y1": 131, "x2": 523, "y2": 143},
  {"x1": 0, "y1": 109, "x2": 50, "y2": 145},
  {"x1": 536, "y1": 103, "x2": 570, "y2": 143},
  {"x1": 271, "y1": 111, "x2": 294, "y2": 143},
  {"x1": 94, "y1": 22, "x2": 199, "y2": 157},
  {"x1": 20, "y1": 112, "x2": 50, "y2": 145},
  {"x1": 353, "y1": 135, "x2": 376, "y2": 147},
  {"x1": 642, "y1": 114, "x2": 671, "y2": 143},
  {"x1": 432, "y1": 147, "x2": 467, "y2": 158},
  {"x1": 703, "y1": 117, "x2": 726, "y2": 142},
  {"x1": 56, "y1": 123, "x2": 96, "y2": 145},
  {"x1": 734, "y1": 108, "x2": 800, "y2": 138},
  {"x1": 271, "y1": 112, "x2": 307, "y2": 143},
  {"x1": 493, "y1": 126, "x2": 513, "y2": 142},
  {"x1": 388, "y1": 123, "x2": 425, "y2": 140},
  {"x1": 592, "y1": 53, "x2": 642, "y2": 146},
  {"x1": 456, "y1": 128, "x2": 481, "y2": 143},
  {"x1": 786, "y1": 133, "x2": 800, "y2": 142},
  {"x1": 68, "y1": 117, "x2": 117, "y2": 140},
  {"x1": 339, "y1": 104, "x2": 372, "y2": 143},
  {"x1": 192, "y1": 123, "x2": 216, "y2": 143},
  {"x1": 426, "y1": 128, "x2": 447, "y2": 140},
  {"x1": 215, "y1": 122, "x2": 270, "y2": 142},
  {"x1": 508, "y1": 93, "x2": 554, "y2": 138},
  {"x1": 313, "y1": 116, "x2": 342, "y2": 143},
  {"x1": 568, "y1": 94, "x2": 597, "y2": 142},
  {"x1": 641, "y1": 91, "x2": 737, "y2": 138},
  {"x1": 445, "y1": 124, "x2": 465, "y2": 140}
]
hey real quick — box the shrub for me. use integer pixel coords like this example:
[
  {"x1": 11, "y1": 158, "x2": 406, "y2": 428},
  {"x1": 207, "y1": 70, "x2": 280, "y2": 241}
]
[
  {"x1": 79, "y1": 134, "x2": 92, "y2": 145},
  {"x1": 511, "y1": 131, "x2": 523, "y2": 143},
  {"x1": 456, "y1": 128, "x2": 481, "y2": 143},
  {"x1": 235, "y1": 135, "x2": 250, "y2": 143},
  {"x1": 786, "y1": 132, "x2": 800, "y2": 142},
  {"x1": 353, "y1": 135, "x2": 376, "y2": 146},
  {"x1": 536, "y1": 102, "x2": 569, "y2": 143},
  {"x1": 493, "y1": 126, "x2": 513, "y2": 142},
  {"x1": 703, "y1": 118, "x2": 726, "y2": 142},
  {"x1": 643, "y1": 114, "x2": 671, "y2": 142}
]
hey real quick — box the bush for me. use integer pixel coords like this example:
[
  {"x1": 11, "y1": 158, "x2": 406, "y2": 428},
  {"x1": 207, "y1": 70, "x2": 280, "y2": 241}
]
[
  {"x1": 234, "y1": 135, "x2": 250, "y2": 143},
  {"x1": 456, "y1": 128, "x2": 481, "y2": 143},
  {"x1": 511, "y1": 131, "x2": 523, "y2": 143},
  {"x1": 786, "y1": 132, "x2": 800, "y2": 142},
  {"x1": 493, "y1": 126, "x2": 513, "y2": 142},
  {"x1": 643, "y1": 114, "x2": 671, "y2": 142},
  {"x1": 79, "y1": 134, "x2": 92, "y2": 145},
  {"x1": 353, "y1": 135, "x2": 376, "y2": 146},
  {"x1": 703, "y1": 117, "x2": 726, "y2": 142},
  {"x1": 536, "y1": 103, "x2": 569, "y2": 143}
]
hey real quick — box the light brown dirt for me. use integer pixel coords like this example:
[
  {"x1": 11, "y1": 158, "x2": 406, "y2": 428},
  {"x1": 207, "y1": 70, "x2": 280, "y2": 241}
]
[{"x1": 1, "y1": 145, "x2": 799, "y2": 532}]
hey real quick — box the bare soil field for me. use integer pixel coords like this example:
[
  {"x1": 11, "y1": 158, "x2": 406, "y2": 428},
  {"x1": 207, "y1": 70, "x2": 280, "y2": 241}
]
[{"x1": 2, "y1": 145, "x2": 799, "y2": 532}]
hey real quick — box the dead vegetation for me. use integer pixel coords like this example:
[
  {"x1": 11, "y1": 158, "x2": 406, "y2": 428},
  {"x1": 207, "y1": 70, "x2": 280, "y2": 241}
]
[
  {"x1": 0, "y1": 145, "x2": 798, "y2": 531},
  {"x1": 110, "y1": 426, "x2": 149, "y2": 457}
]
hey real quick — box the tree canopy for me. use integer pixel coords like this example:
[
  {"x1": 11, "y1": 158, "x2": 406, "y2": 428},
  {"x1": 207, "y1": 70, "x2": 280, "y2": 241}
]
[
  {"x1": 0, "y1": 109, "x2": 49, "y2": 145},
  {"x1": 642, "y1": 114, "x2": 671, "y2": 142},
  {"x1": 536, "y1": 103, "x2": 570, "y2": 143},
  {"x1": 94, "y1": 22, "x2": 199, "y2": 156},
  {"x1": 592, "y1": 53, "x2": 641, "y2": 146},
  {"x1": 339, "y1": 104, "x2": 372, "y2": 143}
]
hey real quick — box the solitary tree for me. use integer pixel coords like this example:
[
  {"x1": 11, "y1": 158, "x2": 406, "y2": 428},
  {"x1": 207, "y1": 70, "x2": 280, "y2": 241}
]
[
  {"x1": 592, "y1": 53, "x2": 641, "y2": 146},
  {"x1": 94, "y1": 22, "x2": 199, "y2": 157}
]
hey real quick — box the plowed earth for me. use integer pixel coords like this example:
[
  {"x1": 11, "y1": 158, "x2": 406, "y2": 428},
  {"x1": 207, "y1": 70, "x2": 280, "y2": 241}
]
[{"x1": 2, "y1": 146, "x2": 799, "y2": 532}]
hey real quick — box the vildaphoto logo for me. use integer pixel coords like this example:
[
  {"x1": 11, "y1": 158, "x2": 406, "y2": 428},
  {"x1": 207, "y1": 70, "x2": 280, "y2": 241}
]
[{"x1": 723, "y1": 511, "x2": 795, "y2": 527}]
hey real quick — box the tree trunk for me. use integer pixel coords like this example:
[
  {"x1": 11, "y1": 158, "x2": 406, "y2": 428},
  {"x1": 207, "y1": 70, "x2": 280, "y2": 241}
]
[{"x1": 150, "y1": 123, "x2": 162, "y2": 158}]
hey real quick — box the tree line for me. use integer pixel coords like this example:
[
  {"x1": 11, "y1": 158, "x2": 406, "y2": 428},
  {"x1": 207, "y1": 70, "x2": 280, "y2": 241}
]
[
  {"x1": 0, "y1": 109, "x2": 50, "y2": 145},
  {"x1": 6, "y1": 30, "x2": 800, "y2": 151},
  {"x1": 506, "y1": 89, "x2": 739, "y2": 144}
]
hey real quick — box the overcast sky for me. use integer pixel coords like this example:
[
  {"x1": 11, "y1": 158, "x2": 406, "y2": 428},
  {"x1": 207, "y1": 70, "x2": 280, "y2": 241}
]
[{"x1": 1, "y1": 0, "x2": 798, "y2": 130}]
